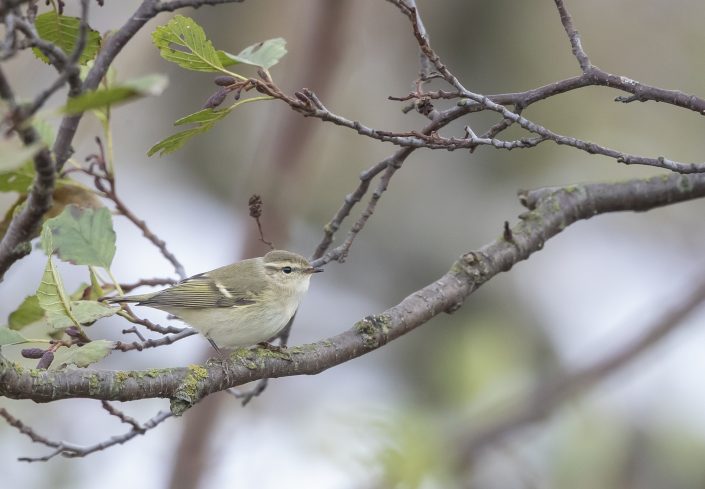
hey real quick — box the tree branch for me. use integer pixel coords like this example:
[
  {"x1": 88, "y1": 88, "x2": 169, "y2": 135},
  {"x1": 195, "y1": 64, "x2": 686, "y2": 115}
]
[
  {"x1": 0, "y1": 67, "x2": 56, "y2": 280},
  {"x1": 3, "y1": 172, "x2": 705, "y2": 413},
  {"x1": 384, "y1": 0, "x2": 705, "y2": 173},
  {"x1": 459, "y1": 268, "x2": 705, "y2": 459}
]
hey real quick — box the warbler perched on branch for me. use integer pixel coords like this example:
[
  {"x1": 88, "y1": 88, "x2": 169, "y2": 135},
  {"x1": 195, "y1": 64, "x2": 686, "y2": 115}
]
[{"x1": 106, "y1": 250, "x2": 322, "y2": 351}]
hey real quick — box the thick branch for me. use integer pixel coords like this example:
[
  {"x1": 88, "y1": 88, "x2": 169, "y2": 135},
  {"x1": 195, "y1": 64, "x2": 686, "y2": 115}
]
[
  {"x1": 0, "y1": 67, "x2": 55, "y2": 280},
  {"x1": 2, "y1": 172, "x2": 705, "y2": 412},
  {"x1": 0, "y1": 0, "x2": 248, "y2": 279}
]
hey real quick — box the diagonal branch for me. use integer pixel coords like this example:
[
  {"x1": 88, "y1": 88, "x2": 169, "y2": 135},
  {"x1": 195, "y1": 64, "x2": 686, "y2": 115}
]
[
  {"x1": 553, "y1": 0, "x2": 591, "y2": 72},
  {"x1": 385, "y1": 0, "x2": 705, "y2": 173},
  {"x1": 0, "y1": 67, "x2": 56, "y2": 280},
  {"x1": 459, "y1": 270, "x2": 705, "y2": 459},
  {"x1": 2, "y1": 172, "x2": 705, "y2": 412},
  {"x1": 0, "y1": 0, "x2": 249, "y2": 280}
]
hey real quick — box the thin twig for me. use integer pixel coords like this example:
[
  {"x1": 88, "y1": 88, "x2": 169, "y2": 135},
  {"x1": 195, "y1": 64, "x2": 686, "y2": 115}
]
[
  {"x1": 384, "y1": 0, "x2": 705, "y2": 173},
  {"x1": 553, "y1": 0, "x2": 592, "y2": 72},
  {"x1": 86, "y1": 139, "x2": 187, "y2": 280},
  {"x1": 9, "y1": 408, "x2": 174, "y2": 462},
  {"x1": 101, "y1": 401, "x2": 143, "y2": 431},
  {"x1": 114, "y1": 328, "x2": 196, "y2": 352},
  {"x1": 227, "y1": 378, "x2": 269, "y2": 406},
  {"x1": 120, "y1": 278, "x2": 178, "y2": 292},
  {"x1": 118, "y1": 307, "x2": 188, "y2": 335}
]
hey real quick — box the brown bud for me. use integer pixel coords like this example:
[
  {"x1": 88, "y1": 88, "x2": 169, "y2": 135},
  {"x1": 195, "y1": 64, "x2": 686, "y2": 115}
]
[
  {"x1": 214, "y1": 75, "x2": 236, "y2": 86},
  {"x1": 65, "y1": 326, "x2": 81, "y2": 338},
  {"x1": 21, "y1": 348, "x2": 46, "y2": 359},
  {"x1": 204, "y1": 88, "x2": 228, "y2": 109},
  {"x1": 37, "y1": 351, "x2": 55, "y2": 369}
]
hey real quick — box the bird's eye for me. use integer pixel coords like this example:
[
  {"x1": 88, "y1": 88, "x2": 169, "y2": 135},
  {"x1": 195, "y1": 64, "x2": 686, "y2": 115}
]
[{"x1": 282, "y1": 266, "x2": 293, "y2": 274}]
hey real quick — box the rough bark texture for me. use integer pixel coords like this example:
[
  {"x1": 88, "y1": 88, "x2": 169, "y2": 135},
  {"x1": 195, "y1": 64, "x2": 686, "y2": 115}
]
[{"x1": 2, "y1": 172, "x2": 704, "y2": 415}]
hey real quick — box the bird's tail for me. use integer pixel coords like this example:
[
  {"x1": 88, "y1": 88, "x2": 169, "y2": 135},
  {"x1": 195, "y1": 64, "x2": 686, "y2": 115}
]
[{"x1": 103, "y1": 293, "x2": 155, "y2": 305}]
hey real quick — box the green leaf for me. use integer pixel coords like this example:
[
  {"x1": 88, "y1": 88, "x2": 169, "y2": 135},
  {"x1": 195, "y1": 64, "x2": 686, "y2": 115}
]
[
  {"x1": 0, "y1": 328, "x2": 28, "y2": 346},
  {"x1": 42, "y1": 205, "x2": 116, "y2": 268},
  {"x1": 224, "y1": 38, "x2": 287, "y2": 69},
  {"x1": 33, "y1": 12, "x2": 101, "y2": 65},
  {"x1": 0, "y1": 161, "x2": 34, "y2": 193},
  {"x1": 62, "y1": 75, "x2": 169, "y2": 114},
  {"x1": 8, "y1": 295, "x2": 44, "y2": 330},
  {"x1": 0, "y1": 141, "x2": 45, "y2": 172},
  {"x1": 88, "y1": 268, "x2": 105, "y2": 300},
  {"x1": 70, "y1": 300, "x2": 117, "y2": 325},
  {"x1": 174, "y1": 107, "x2": 232, "y2": 126},
  {"x1": 54, "y1": 340, "x2": 114, "y2": 368},
  {"x1": 152, "y1": 15, "x2": 235, "y2": 73},
  {"x1": 32, "y1": 118, "x2": 56, "y2": 146},
  {"x1": 147, "y1": 108, "x2": 231, "y2": 157},
  {"x1": 37, "y1": 256, "x2": 77, "y2": 329}
]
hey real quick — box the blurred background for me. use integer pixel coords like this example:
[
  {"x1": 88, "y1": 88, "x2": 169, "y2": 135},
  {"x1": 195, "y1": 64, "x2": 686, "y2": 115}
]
[{"x1": 3, "y1": 0, "x2": 705, "y2": 487}]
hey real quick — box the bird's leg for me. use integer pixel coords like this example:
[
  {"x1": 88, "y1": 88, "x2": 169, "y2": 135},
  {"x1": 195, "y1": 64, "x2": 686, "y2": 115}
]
[
  {"x1": 206, "y1": 338, "x2": 235, "y2": 385},
  {"x1": 208, "y1": 338, "x2": 224, "y2": 356}
]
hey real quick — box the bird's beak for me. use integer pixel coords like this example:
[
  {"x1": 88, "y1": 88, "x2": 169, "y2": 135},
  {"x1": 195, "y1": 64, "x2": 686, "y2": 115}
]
[{"x1": 305, "y1": 267, "x2": 324, "y2": 274}]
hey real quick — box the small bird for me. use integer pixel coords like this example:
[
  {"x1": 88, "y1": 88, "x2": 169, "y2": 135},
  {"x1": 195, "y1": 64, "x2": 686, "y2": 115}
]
[{"x1": 107, "y1": 250, "x2": 322, "y2": 351}]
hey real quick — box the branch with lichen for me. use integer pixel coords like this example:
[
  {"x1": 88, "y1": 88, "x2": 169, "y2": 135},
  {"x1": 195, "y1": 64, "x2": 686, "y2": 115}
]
[{"x1": 3, "y1": 172, "x2": 705, "y2": 417}]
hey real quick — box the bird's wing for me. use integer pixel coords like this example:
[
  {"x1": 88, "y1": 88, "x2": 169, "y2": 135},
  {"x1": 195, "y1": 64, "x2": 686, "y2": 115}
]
[{"x1": 140, "y1": 272, "x2": 258, "y2": 309}]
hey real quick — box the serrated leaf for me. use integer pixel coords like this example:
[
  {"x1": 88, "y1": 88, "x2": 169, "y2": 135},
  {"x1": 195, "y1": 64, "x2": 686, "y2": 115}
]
[
  {"x1": 40, "y1": 299, "x2": 116, "y2": 329},
  {"x1": 148, "y1": 107, "x2": 232, "y2": 157},
  {"x1": 147, "y1": 126, "x2": 211, "y2": 157},
  {"x1": 224, "y1": 38, "x2": 287, "y2": 69},
  {"x1": 8, "y1": 295, "x2": 44, "y2": 330},
  {"x1": 54, "y1": 340, "x2": 114, "y2": 368},
  {"x1": 42, "y1": 205, "x2": 116, "y2": 268},
  {"x1": 71, "y1": 300, "x2": 117, "y2": 325},
  {"x1": 37, "y1": 256, "x2": 77, "y2": 329},
  {"x1": 33, "y1": 12, "x2": 101, "y2": 65},
  {"x1": 62, "y1": 74, "x2": 169, "y2": 114},
  {"x1": 174, "y1": 107, "x2": 231, "y2": 126},
  {"x1": 0, "y1": 328, "x2": 28, "y2": 346},
  {"x1": 0, "y1": 141, "x2": 45, "y2": 172},
  {"x1": 152, "y1": 15, "x2": 236, "y2": 73}
]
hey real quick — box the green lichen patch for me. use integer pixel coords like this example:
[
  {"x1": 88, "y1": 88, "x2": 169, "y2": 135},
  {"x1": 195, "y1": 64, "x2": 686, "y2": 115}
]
[
  {"x1": 355, "y1": 314, "x2": 392, "y2": 348},
  {"x1": 87, "y1": 373, "x2": 101, "y2": 395},
  {"x1": 170, "y1": 364, "x2": 209, "y2": 416}
]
